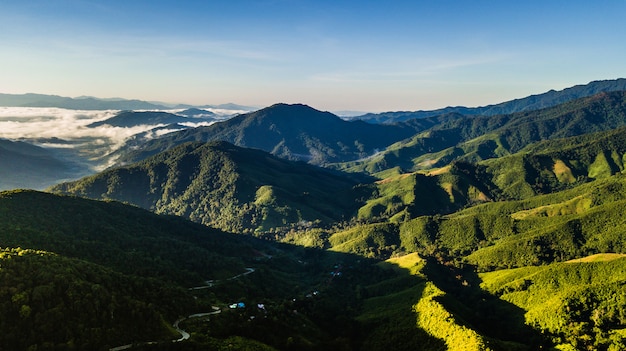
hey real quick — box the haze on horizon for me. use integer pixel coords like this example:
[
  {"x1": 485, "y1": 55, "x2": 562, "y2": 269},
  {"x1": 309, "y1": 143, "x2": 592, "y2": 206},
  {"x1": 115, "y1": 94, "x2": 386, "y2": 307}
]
[{"x1": 1, "y1": 1, "x2": 624, "y2": 112}]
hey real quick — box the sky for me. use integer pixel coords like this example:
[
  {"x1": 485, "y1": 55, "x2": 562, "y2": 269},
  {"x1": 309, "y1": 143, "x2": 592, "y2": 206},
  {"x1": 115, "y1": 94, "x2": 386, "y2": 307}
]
[{"x1": 1, "y1": 1, "x2": 625, "y2": 112}]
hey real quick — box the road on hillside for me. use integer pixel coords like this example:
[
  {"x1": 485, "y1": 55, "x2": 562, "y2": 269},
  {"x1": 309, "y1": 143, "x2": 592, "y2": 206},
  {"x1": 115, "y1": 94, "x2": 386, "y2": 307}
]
[{"x1": 109, "y1": 268, "x2": 256, "y2": 351}]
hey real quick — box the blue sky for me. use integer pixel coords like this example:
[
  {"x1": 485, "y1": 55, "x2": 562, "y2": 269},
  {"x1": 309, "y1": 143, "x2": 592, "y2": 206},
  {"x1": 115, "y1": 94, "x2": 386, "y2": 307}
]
[{"x1": 1, "y1": 1, "x2": 624, "y2": 112}]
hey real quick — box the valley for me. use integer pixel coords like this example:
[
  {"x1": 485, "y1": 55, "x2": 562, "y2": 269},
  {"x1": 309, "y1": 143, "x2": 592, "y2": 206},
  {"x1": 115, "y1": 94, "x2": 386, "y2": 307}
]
[{"x1": 3, "y1": 80, "x2": 626, "y2": 350}]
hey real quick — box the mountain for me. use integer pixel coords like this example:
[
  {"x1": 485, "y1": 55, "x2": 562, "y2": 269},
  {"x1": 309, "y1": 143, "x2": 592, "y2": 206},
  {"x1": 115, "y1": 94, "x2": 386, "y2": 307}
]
[
  {"x1": 358, "y1": 78, "x2": 626, "y2": 123},
  {"x1": 479, "y1": 125, "x2": 626, "y2": 199},
  {"x1": 338, "y1": 91, "x2": 626, "y2": 176},
  {"x1": 176, "y1": 108, "x2": 217, "y2": 118},
  {"x1": 87, "y1": 110, "x2": 212, "y2": 128},
  {"x1": 480, "y1": 255, "x2": 626, "y2": 350},
  {"x1": 114, "y1": 103, "x2": 421, "y2": 166},
  {"x1": 301, "y1": 160, "x2": 626, "y2": 350},
  {"x1": 49, "y1": 141, "x2": 370, "y2": 233},
  {"x1": 0, "y1": 139, "x2": 80, "y2": 190},
  {"x1": 0, "y1": 93, "x2": 170, "y2": 110},
  {"x1": 203, "y1": 103, "x2": 259, "y2": 111}
]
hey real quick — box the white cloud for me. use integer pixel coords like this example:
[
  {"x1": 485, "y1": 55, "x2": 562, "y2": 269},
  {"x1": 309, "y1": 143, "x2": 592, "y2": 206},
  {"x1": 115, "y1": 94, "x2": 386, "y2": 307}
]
[
  {"x1": 0, "y1": 108, "x2": 174, "y2": 168},
  {"x1": 0, "y1": 107, "x2": 247, "y2": 174},
  {"x1": 0, "y1": 108, "x2": 145, "y2": 144}
]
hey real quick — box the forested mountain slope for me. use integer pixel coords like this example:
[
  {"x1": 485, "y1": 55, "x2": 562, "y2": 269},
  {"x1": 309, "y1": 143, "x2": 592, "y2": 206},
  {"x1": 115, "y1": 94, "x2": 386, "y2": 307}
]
[
  {"x1": 10, "y1": 81, "x2": 626, "y2": 351},
  {"x1": 50, "y1": 141, "x2": 369, "y2": 233},
  {"x1": 2, "y1": 190, "x2": 516, "y2": 351},
  {"x1": 0, "y1": 190, "x2": 256, "y2": 349}
]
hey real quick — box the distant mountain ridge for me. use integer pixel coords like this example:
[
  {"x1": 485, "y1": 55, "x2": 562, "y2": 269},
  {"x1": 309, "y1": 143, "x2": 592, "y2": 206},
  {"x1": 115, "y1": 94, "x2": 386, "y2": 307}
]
[
  {"x1": 357, "y1": 78, "x2": 626, "y2": 123},
  {"x1": 0, "y1": 93, "x2": 257, "y2": 111},
  {"x1": 177, "y1": 108, "x2": 217, "y2": 118},
  {"x1": 0, "y1": 93, "x2": 169, "y2": 110},
  {"x1": 87, "y1": 110, "x2": 214, "y2": 128}
]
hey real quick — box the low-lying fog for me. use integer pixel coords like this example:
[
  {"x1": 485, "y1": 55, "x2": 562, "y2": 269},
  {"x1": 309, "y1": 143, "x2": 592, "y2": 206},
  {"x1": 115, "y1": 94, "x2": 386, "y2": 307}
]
[{"x1": 0, "y1": 107, "x2": 242, "y2": 190}]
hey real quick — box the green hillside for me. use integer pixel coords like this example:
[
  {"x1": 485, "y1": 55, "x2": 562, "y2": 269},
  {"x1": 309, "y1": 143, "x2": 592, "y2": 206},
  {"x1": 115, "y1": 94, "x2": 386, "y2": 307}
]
[
  {"x1": 0, "y1": 189, "x2": 256, "y2": 284},
  {"x1": 339, "y1": 91, "x2": 626, "y2": 175},
  {"x1": 50, "y1": 141, "x2": 368, "y2": 233},
  {"x1": 354, "y1": 161, "x2": 500, "y2": 223},
  {"x1": 11, "y1": 84, "x2": 626, "y2": 350},
  {"x1": 322, "y1": 171, "x2": 626, "y2": 269},
  {"x1": 0, "y1": 190, "x2": 251, "y2": 349},
  {"x1": 0, "y1": 190, "x2": 378, "y2": 350},
  {"x1": 480, "y1": 257, "x2": 626, "y2": 350},
  {"x1": 0, "y1": 247, "x2": 188, "y2": 350},
  {"x1": 2, "y1": 190, "x2": 504, "y2": 351}
]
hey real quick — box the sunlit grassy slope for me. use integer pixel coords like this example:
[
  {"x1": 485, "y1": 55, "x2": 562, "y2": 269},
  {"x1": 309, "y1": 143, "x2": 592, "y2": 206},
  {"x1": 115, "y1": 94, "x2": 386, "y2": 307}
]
[{"x1": 480, "y1": 257, "x2": 626, "y2": 350}]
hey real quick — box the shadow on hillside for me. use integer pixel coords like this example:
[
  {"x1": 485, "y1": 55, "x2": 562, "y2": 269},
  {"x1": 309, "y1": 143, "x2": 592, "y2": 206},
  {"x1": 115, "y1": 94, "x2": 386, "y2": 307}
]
[
  {"x1": 355, "y1": 261, "x2": 447, "y2": 351},
  {"x1": 267, "y1": 247, "x2": 448, "y2": 351},
  {"x1": 203, "y1": 241, "x2": 451, "y2": 351},
  {"x1": 0, "y1": 190, "x2": 552, "y2": 351},
  {"x1": 203, "y1": 238, "x2": 550, "y2": 351},
  {"x1": 421, "y1": 257, "x2": 550, "y2": 350}
]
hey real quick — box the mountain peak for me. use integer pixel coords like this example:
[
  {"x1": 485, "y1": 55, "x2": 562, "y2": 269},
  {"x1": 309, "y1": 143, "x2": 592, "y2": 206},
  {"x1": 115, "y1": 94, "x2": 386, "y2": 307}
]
[{"x1": 264, "y1": 102, "x2": 328, "y2": 113}]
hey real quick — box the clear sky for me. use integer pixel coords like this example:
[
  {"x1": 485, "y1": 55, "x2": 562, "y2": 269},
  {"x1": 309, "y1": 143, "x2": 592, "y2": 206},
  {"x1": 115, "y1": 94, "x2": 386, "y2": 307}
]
[{"x1": 1, "y1": 0, "x2": 624, "y2": 112}]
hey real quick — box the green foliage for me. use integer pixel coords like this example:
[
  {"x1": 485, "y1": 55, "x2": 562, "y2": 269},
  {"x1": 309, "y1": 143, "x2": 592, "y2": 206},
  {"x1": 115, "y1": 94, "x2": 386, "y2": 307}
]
[
  {"x1": 480, "y1": 125, "x2": 626, "y2": 199},
  {"x1": 329, "y1": 223, "x2": 401, "y2": 258},
  {"x1": 50, "y1": 141, "x2": 369, "y2": 233},
  {"x1": 414, "y1": 282, "x2": 491, "y2": 351},
  {"x1": 358, "y1": 254, "x2": 544, "y2": 351},
  {"x1": 0, "y1": 248, "x2": 188, "y2": 350},
  {"x1": 0, "y1": 189, "x2": 437, "y2": 351},
  {"x1": 379, "y1": 172, "x2": 626, "y2": 270},
  {"x1": 355, "y1": 161, "x2": 501, "y2": 224},
  {"x1": 0, "y1": 189, "x2": 252, "y2": 284},
  {"x1": 480, "y1": 258, "x2": 626, "y2": 350}
]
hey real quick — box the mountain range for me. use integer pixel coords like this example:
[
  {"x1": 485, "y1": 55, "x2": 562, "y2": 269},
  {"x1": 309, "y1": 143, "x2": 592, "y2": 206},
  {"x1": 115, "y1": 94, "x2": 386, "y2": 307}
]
[
  {"x1": 355, "y1": 78, "x2": 626, "y2": 123},
  {"x1": 338, "y1": 91, "x2": 626, "y2": 175},
  {"x1": 0, "y1": 93, "x2": 257, "y2": 111},
  {"x1": 4, "y1": 79, "x2": 626, "y2": 350},
  {"x1": 113, "y1": 103, "x2": 447, "y2": 166}
]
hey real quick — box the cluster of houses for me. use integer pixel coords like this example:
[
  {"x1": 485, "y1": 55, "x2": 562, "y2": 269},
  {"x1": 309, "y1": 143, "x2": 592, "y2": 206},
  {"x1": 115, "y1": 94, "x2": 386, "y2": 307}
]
[{"x1": 228, "y1": 302, "x2": 267, "y2": 310}]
